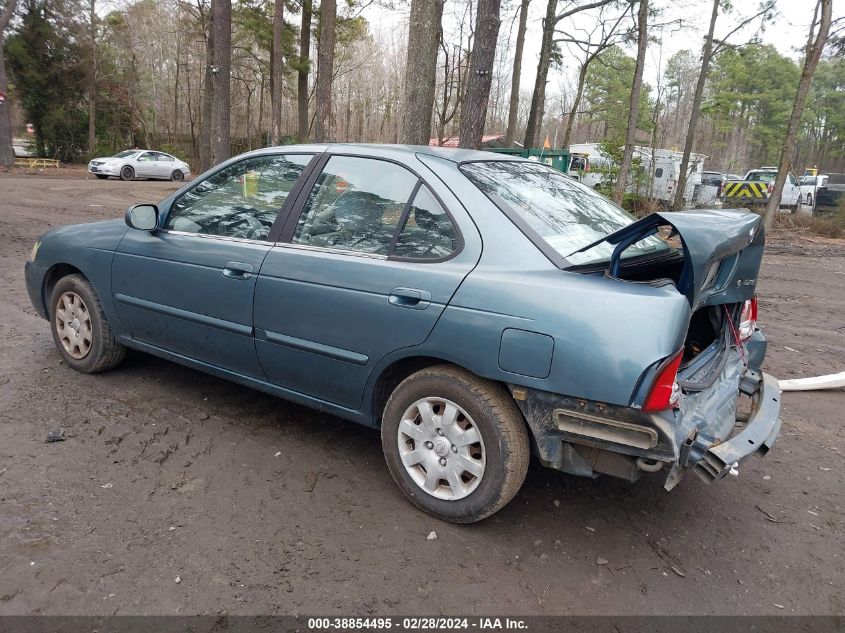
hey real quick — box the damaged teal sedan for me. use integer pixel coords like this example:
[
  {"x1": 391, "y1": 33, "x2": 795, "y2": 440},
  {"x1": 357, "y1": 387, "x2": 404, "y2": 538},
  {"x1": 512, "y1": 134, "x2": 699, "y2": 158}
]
[{"x1": 24, "y1": 144, "x2": 781, "y2": 523}]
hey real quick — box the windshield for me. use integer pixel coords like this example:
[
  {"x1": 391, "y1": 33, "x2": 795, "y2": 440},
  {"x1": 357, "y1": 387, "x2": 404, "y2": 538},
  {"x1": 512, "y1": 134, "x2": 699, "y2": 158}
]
[
  {"x1": 113, "y1": 150, "x2": 139, "y2": 158},
  {"x1": 746, "y1": 171, "x2": 777, "y2": 183},
  {"x1": 461, "y1": 161, "x2": 670, "y2": 266}
]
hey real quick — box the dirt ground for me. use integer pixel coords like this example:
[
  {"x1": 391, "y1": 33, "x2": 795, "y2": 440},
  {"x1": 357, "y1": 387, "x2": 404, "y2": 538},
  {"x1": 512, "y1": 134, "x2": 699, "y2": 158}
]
[{"x1": 0, "y1": 173, "x2": 842, "y2": 616}]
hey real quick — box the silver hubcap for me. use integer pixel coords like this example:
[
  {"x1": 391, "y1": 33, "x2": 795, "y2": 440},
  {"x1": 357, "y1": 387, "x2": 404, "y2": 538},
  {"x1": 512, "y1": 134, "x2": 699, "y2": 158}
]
[
  {"x1": 397, "y1": 397, "x2": 486, "y2": 501},
  {"x1": 55, "y1": 292, "x2": 92, "y2": 359}
]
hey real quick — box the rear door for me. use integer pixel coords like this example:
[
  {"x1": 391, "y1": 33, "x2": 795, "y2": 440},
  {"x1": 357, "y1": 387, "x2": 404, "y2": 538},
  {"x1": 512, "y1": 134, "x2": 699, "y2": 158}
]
[
  {"x1": 253, "y1": 154, "x2": 480, "y2": 410},
  {"x1": 112, "y1": 152, "x2": 314, "y2": 377},
  {"x1": 152, "y1": 152, "x2": 176, "y2": 179}
]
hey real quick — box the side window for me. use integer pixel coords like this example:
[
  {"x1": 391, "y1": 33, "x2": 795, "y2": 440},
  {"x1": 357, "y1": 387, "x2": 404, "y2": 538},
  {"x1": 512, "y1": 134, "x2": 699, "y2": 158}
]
[
  {"x1": 393, "y1": 185, "x2": 458, "y2": 259},
  {"x1": 292, "y1": 156, "x2": 417, "y2": 255},
  {"x1": 157, "y1": 153, "x2": 174, "y2": 162},
  {"x1": 138, "y1": 152, "x2": 155, "y2": 162},
  {"x1": 165, "y1": 154, "x2": 312, "y2": 241}
]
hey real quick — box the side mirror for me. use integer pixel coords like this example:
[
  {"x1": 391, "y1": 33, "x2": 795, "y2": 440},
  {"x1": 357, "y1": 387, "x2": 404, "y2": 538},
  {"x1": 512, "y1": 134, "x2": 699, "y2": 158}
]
[{"x1": 125, "y1": 204, "x2": 159, "y2": 231}]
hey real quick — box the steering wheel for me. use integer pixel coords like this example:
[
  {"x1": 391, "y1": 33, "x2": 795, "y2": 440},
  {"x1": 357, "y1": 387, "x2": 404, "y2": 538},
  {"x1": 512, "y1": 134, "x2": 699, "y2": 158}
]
[{"x1": 217, "y1": 210, "x2": 267, "y2": 240}]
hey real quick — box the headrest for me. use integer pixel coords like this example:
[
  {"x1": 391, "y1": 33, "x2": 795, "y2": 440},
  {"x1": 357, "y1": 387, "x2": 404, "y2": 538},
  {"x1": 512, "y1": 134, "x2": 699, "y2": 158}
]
[{"x1": 334, "y1": 191, "x2": 385, "y2": 229}]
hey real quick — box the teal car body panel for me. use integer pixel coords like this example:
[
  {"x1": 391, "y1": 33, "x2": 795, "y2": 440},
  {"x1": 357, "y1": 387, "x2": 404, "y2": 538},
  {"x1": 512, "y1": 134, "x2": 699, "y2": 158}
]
[{"x1": 25, "y1": 143, "x2": 781, "y2": 488}]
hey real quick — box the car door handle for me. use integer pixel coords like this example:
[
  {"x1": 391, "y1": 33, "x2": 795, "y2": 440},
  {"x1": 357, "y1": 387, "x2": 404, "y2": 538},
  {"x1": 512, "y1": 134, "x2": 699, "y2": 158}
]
[
  {"x1": 223, "y1": 262, "x2": 254, "y2": 280},
  {"x1": 389, "y1": 287, "x2": 431, "y2": 310}
]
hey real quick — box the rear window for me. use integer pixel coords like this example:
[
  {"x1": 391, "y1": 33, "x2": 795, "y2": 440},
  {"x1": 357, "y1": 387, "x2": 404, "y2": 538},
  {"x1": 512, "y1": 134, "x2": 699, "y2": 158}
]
[
  {"x1": 746, "y1": 171, "x2": 777, "y2": 183},
  {"x1": 460, "y1": 161, "x2": 670, "y2": 266}
]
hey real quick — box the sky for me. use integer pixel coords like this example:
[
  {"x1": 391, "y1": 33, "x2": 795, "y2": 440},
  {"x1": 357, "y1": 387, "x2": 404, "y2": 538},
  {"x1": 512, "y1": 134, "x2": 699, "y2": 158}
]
[{"x1": 360, "y1": 0, "x2": 842, "y2": 98}]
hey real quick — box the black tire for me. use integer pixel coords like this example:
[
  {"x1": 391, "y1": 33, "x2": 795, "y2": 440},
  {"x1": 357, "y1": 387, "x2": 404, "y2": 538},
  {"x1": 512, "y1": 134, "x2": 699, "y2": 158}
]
[
  {"x1": 95, "y1": 174, "x2": 108, "y2": 180},
  {"x1": 807, "y1": 194, "x2": 813, "y2": 207},
  {"x1": 381, "y1": 364, "x2": 530, "y2": 523},
  {"x1": 171, "y1": 170, "x2": 184, "y2": 182},
  {"x1": 49, "y1": 274, "x2": 126, "y2": 373},
  {"x1": 120, "y1": 165, "x2": 134, "y2": 181}
]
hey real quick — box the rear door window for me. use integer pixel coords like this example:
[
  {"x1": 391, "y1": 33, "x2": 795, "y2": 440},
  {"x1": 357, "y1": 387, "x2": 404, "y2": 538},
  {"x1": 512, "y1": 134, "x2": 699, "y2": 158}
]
[
  {"x1": 290, "y1": 156, "x2": 458, "y2": 260},
  {"x1": 392, "y1": 185, "x2": 458, "y2": 259}
]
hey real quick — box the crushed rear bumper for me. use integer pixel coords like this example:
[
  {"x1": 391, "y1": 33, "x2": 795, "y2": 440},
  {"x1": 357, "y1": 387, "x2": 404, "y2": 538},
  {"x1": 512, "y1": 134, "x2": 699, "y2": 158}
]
[
  {"x1": 689, "y1": 371, "x2": 781, "y2": 483},
  {"x1": 508, "y1": 356, "x2": 782, "y2": 490}
]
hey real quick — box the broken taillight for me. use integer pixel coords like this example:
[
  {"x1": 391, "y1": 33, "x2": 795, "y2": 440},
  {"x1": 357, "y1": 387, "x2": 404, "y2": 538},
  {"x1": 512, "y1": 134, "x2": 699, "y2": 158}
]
[
  {"x1": 739, "y1": 297, "x2": 758, "y2": 341},
  {"x1": 642, "y1": 351, "x2": 683, "y2": 412}
]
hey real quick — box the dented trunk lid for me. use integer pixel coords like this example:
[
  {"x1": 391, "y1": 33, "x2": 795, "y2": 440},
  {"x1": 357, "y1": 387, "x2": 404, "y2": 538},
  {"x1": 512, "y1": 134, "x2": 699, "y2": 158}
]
[{"x1": 572, "y1": 209, "x2": 764, "y2": 310}]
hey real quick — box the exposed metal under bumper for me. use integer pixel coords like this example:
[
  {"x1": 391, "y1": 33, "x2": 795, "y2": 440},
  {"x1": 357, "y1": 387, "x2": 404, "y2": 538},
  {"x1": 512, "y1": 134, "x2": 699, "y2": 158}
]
[{"x1": 692, "y1": 372, "x2": 782, "y2": 483}]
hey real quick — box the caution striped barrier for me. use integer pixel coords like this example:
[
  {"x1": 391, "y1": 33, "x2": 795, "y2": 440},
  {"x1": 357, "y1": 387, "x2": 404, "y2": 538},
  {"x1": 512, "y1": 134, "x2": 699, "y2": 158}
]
[{"x1": 724, "y1": 181, "x2": 768, "y2": 199}]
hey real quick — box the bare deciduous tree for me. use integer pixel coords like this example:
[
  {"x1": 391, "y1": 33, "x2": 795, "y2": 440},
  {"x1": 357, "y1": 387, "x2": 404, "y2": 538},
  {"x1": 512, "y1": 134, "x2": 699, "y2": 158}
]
[
  {"x1": 459, "y1": 0, "x2": 501, "y2": 149},
  {"x1": 400, "y1": 0, "x2": 444, "y2": 145},
  {"x1": 270, "y1": 0, "x2": 284, "y2": 145},
  {"x1": 0, "y1": 0, "x2": 18, "y2": 166},
  {"x1": 524, "y1": 0, "x2": 615, "y2": 148},
  {"x1": 504, "y1": 0, "x2": 529, "y2": 147},
  {"x1": 558, "y1": 2, "x2": 631, "y2": 148},
  {"x1": 764, "y1": 0, "x2": 832, "y2": 230},
  {"x1": 612, "y1": 0, "x2": 647, "y2": 205},
  {"x1": 298, "y1": 0, "x2": 312, "y2": 141},
  {"x1": 87, "y1": 0, "x2": 96, "y2": 156},
  {"x1": 210, "y1": 0, "x2": 231, "y2": 164},
  {"x1": 673, "y1": 0, "x2": 776, "y2": 210},
  {"x1": 313, "y1": 0, "x2": 336, "y2": 142}
]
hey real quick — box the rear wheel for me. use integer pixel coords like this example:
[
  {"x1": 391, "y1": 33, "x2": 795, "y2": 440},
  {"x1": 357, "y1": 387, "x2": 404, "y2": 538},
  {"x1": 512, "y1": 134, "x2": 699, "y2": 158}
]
[
  {"x1": 381, "y1": 365, "x2": 530, "y2": 523},
  {"x1": 120, "y1": 166, "x2": 134, "y2": 181},
  {"x1": 171, "y1": 169, "x2": 184, "y2": 182},
  {"x1": 49, "y1": 274, "x2": 126, "y2": 373}
]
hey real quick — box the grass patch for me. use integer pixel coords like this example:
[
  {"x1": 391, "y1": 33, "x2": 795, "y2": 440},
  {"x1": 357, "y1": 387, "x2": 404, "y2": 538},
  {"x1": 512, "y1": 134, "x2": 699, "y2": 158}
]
[{"x1": 775, "y1": 208, "x2": 845, "y2": 239}]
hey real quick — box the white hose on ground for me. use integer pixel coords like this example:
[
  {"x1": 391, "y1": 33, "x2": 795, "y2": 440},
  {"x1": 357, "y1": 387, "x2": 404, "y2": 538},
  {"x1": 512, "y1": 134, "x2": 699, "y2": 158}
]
[{"x1": 778, "y1": 372, "x2": 845, "y2": 392}]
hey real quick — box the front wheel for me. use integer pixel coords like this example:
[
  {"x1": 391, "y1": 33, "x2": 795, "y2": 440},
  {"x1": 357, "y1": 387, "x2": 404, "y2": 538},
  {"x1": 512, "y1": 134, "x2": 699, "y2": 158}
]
[
  {"x1": 381, "y1": 365, "x2": 530, "y2": 523},
  {"x1": 120, "y1": 166, "x2": 135, "y2": 181},
  {"x1": 49, "y1": 274, "x2": 126, "y2": 373}
]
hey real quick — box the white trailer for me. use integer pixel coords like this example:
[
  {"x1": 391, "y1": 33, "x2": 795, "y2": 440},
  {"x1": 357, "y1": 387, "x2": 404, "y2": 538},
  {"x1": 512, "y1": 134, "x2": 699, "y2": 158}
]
[{"x1": 568, "y1": 143, "x2": 706, "y2": 207}]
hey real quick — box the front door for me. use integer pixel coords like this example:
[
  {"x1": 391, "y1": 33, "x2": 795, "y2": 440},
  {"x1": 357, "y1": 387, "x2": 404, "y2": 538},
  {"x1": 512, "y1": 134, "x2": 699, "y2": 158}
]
[
  {"x1": 253, "y1": 154, "x2": 479, "y2": 410},
  {"x1": 112, "y1": 152, "x2": 314, "y2": 377},
  {"x1": 134, "y1": 151, "x2": 157, "y2": 178}
]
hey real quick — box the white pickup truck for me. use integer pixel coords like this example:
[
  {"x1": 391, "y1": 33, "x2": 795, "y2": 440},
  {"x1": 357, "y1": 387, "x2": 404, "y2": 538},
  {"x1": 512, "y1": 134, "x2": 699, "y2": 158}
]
[{"x1": 723, "y1": 167, "x2": 801, "y2": 209}]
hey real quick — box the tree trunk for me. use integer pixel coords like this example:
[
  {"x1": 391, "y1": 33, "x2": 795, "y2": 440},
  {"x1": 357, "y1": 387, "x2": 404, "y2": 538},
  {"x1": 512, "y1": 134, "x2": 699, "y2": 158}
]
[
  {"x1": 174, "y1": 34, "x2": 181, "y2": 145},
  {"x1": 562, "y1": 61, "x2": 589, "y2": 149},
  {"x1": 672, "y1": 0, "x2": 718, "y2": 210},
  {"x1": 399, "y1": 0, "x2": 444, "y2": 145},
  {"x1": 297, "y1": 0, "x2": 312, "y2": 141},
  {"x1": 764, "y1": 0, "x2": 832, "y2": 230},
  {"x1": 612, "y1": 0, "x2": 648, "y2": 205},
  {"x1": 210, "y1": 0, "x2": 231, "y2": 165},
  {"x1": 199, "y1": 12, "x2": 213, "y2": 172},
  {"x1": 313, "y1": 0, "x2": 336, "y2": 143},
  {"x1": 87, "y1": 0, "x2": 96, "y2": 157},
  {"x1": 270, "y1": 0, "x2": 284, "y2": 145},
  {"x1": 523, "y1": 0, "x2": 556, "y2": 148},
  {"x1": 459, "y1": 0, "x2": 501, "y2": 150},
  {"x1": 504, "y1": 0, "x2": 529, "y2": 147},
  {"x1": 0, "y1": 0, "x2": 19, "y2": 167}
]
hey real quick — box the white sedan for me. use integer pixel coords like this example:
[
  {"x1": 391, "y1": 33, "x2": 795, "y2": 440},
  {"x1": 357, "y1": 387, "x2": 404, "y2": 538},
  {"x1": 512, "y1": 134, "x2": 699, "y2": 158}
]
[
  {"x1": 88, "y1": 150, "x2": 191, "y2": 182},
  {"x1": 798, "y1": 175, "x2": 827, "y2": 210}
]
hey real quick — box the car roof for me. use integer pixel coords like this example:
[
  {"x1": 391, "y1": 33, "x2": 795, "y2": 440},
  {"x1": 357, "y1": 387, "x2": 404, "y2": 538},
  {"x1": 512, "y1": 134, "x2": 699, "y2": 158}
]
[{"x1": 240, "y1": 142, "x2": 523, "y2": 164}]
